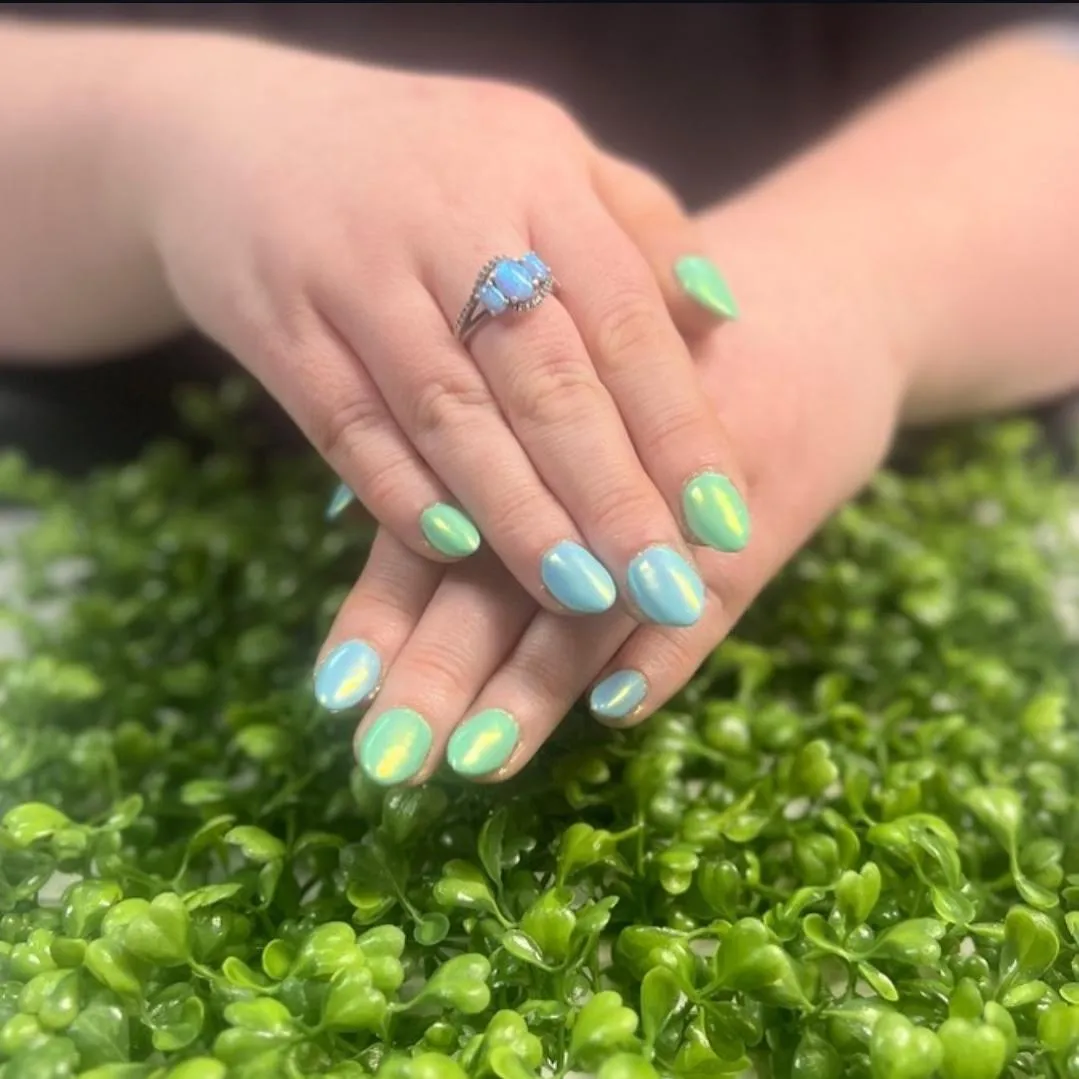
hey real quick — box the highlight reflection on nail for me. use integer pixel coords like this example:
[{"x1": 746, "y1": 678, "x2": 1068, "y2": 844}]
[
  {"x1": 326, "y1": 482, "x2": 356, "y2": 521},
  {"x1": 358, "y1": 707, "x2": 432, "y2": 786},
  {"x1": 589, "y1": 670, "x2": 648, "y2": 723},
  {"x1": 627, "y1": 545, "x2": 705, "y2": 627},
  {"x1": 314, "y1": 639, "x2": 381, "y2": 711},
  {"x1": 447, "y1": 709, "x2": 518, "y2": 777}
]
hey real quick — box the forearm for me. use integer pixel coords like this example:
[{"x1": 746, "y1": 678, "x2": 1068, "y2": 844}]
[
  {"x1": 0, "y1": 19, "x2": 184, "y2": 358},
  {"x1": 698, "y1": 27, "x2": 1079, "y2": 425}
]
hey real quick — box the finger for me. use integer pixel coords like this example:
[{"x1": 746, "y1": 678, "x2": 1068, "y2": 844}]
[
  {"x1": 313, "y1": 529, "x2": 444, "y2": 713},
  {"x1": 425, "y1": 234, "x2": 706, "y2": 629},
  {"x1": 255, "y1": 301, "x2": 483, "y2": 562},
  {"x1": 319, "y1": 256, "x2": 619, "y2": 618},
  {"x1": 351, "y1": 550, "x2": 537, "y2": 787},
  {"x1": 587, "y1": 491, "x2": 799, "y2": 726},
  {"x1": 458, "y1": 491, "x2": 793, "y2": 777},
  {"x1": 538, "y1": 200, "x2": 752, "y2": 562},
  {"x1": 591, "y1": 153, "x2": 741, "y2": 333}
]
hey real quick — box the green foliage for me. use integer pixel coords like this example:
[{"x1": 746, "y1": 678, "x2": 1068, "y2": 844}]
[{"x1": 0, "y1": 387, "x2": 1078, "y2": 1076}]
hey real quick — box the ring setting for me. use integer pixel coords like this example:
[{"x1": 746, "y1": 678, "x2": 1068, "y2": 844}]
[{"x1": 454, "y1": 252, "x2": 556, "y2": 342}]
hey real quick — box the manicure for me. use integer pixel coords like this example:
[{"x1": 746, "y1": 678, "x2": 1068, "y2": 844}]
[
  {"x1": 447, "y1": 709, "x2": 519, "y2": 777},
  {"x1": 357, "y1": 707, "x2": 433, "y2": 786},
  {"x1": 674, "y1": 255, "x2": 739, "y2": 320},
  {"x1": 683, "y1": 472, "x2": 751, "y2": 552},
  {"x1": 627, "y1": 545, "x2": 705, "y2": 627},
  {"x1": 314, "y1": 639, "x2": 381, "y2": 711},
  {"x1": 540, "y1": 540, "x2": 617, "y2": 614},
  {"x1": 589, "y1": 670, "x2": 648, "y2": 723},
  {"x1": 420, "y1": 502, "x2": 481, "y2": 558},
  {"x1": 326, "y1": 482, "x2": 356, "y2": 521}
]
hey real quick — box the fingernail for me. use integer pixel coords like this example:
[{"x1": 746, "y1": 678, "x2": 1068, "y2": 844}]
[
  {"x1": 420, "y1": 503, "x2": 481, "y2": 558},
  {"x1": 540, "y1": 540, "x2": 617, "y2": 614},
  {"x1": 589, "y1": 670, "x2": 649, "y2": 724},
  {"x1": 683, "y1": 472, "x2": 751, "y2": 552},
  {"x1": 627, "y1": 545, "x2": 705, "y2": 626},
  {"x1": 674, "y1": 256, "x2": 739, "y2": 320},
  {"x1": 447, "y1": 708, "x2": 519, "y2": 777},
  {"x1": 357, "y1": 707, "x2": 432, "y2": 786},
  {"x1": 314, "y1": 639, "x2": 381, "y2": 711},
  {"x1": 326, "y1": 482, "x2": 356, "y2": 521}
]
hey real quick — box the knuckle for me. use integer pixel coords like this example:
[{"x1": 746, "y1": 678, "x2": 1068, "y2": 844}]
[
  {"x1": 592, "y1": 289, "x2": 664, "y2": 362},
  {"x1": 408, "y1": 369, "x2": 493, "y2": 444},
  {"x1": 647, "y1": 400, "x2": 708, "y2": 448},
  {"x1": 505, "y1": 351, "x2": 605, "y2": 431},
  {"x1": 313, "y1": 393, "x2": 388, "y2": 463},
  {"x1": 363, "y1": 455, "x2": 421, "y2": 521},
  {"x1": 587, "y1": 480, "x2": 659, "y2": 540}
]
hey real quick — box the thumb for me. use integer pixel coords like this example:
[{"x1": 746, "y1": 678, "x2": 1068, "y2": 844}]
[{"x1": 591, "y1": 152, "x2": 741, "y2": 336}]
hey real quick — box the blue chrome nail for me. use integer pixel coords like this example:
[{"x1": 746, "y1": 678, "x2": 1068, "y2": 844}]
[
  {"x1": 589, "y1": 669, "x2": 649, "y2": 723},
  {"x1": 627, "y1": 545, "x2": 705, "y2": 626},
  {"x1": 540, "y1": 541, "x2": 617, "y2": 614},
  {"x1": 314, "y1": 639, "x2": 381, "y2": 711},
  {"x1": 326, "y1": 482, "x2": 356, "y2": 521}
]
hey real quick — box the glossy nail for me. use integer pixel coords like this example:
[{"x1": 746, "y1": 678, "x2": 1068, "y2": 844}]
[
  {"x1": 447, "y1": 709, "x2": 519, "y2": 777},
  {"x1": 357, "y1": 707, "x2": 432, "y2": 786},
  {"x1": 589, "y1": 670, "x2": 649, "y2": 724},
  {"x1": 627, "y1": 545, "x2": 705, "y2": 627},
  {"x1": 326, "y1": 482, "x2": 356, "y2": 521},
  {"x1": 314, "y1": 639, "x2": 381, "y2": 711},
  {"x1": 683, "y1": 472, "x2": 751, "y2": 552},
  {"x1": 420, "y1": 503, "x2": 481, "y2": 558},
  {"x1": 674, "y1": 255, "x2": 739, "y2": 320},
  {"x1": 540, "y1": 540, "x2": 617, "y2": 614}
]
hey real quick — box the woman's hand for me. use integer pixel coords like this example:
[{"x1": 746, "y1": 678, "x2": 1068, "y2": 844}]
[
  {"x1": 132, "y1": 31, "x2": 747, "y2": 631},
  {"x1": 315, "y1": 186, "x2": 905, "y2": 784}
]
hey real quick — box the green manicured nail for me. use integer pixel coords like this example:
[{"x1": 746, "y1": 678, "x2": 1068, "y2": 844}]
[
  {"x1": 420, "y1": 503, "x2": 481, "y2": 558},
  {"x1": 674, "y1": 256, "x2": 739, "y2": 320},
  {"x1": 683, "y1": 472, "x2": 751, "y2": 552},
  {"x1": 357, "y1": 707, "x2": 432, "y2": 786},
  {"x1": 446, "y1": 709, "x2": 518, "y2": 778}
]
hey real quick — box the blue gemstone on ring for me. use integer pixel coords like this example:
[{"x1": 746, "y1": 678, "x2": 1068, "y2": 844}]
[
  {"x1": 478, "y1": 283, "x2": 508, "y2": 315},
  {"x1": 520, "y1": 252, "x2": 549, "y2": 281},
  {"x1": 492, "y1": 259, "x2": 535, "y2": 303}
]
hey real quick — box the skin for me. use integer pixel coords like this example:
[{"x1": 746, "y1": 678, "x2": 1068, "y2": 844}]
[{"x1": 2, "y1": 22, "x2": 1079, "y2": 779}]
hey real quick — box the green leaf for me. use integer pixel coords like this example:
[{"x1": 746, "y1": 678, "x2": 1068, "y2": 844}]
[
  {"x1": 569, "y1": 990, "x2": 639, "y2": 1067},
  {"x1": 83, "y1": 939, "x2": 142, "y2": 997},
  {"x1": 223, "y1": 825, "x2": 287, "y2": 863},
  {"x1": 597, "y1": 1054, "x2": 660, "y2": 1079},
  {"x1": 147, "y1": 986, "x2": 205, "y2": 1052},
  {"x1": 869, "y1": 1013, "x2": 942, "y2": 1079},
  {"x1": 520, "y1": 888, "x2": 575, "y2": 964},
  {"x1": 182, "y1": 882, "x2": 244, "y2": 910},
  {"x1": 640, "y1": 966, "x2": 687, "y2": 1050},
  {"x1": 2, "y1": 804, "x2": 71, "y2": 847},
  {"x1": 557, "y1": 823, "x2": 625, "y2": 881},
  {"x1": 858, "y1": 962, "x2": 899, "y2": 1002},
  {"x1": 501, "y1": 929, "x2": 552, "y2": 969},
  {"x1": 937, "y1": 1018, "x2": 1007, "y2": 1079},
  {"x1": 999, "y1": 905, "x2": 1059, "y2": 992},
  {"x1": 478, "y1": 807, "x2": 508, "y2": 888},
  {"x1": 322, "y1": 967, "x2": 387, "y2": 1032},
  {"x1": 67, "y1": 1004, "x2": 129, "y2": 1067},
  {"x1": 122, "y1": 893, "x2": 191, "y2": 966},
  {"x1": 834, "y1": 863, "x2": 881, "y2": 927},
  {"x1": 416, "y1": 954, "x2": 491, "y2": 1014}
]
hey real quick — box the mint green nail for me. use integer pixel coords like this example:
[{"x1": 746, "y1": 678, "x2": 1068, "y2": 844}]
[
  {"x1": 683, "y1": 472, "x2": 751, "y2": 552},
  {"x1": 447, "y1": 709, "x2": 518, "y2": 778},
  {"x1": 420, "y1": 503, "x2": 481, "y2": 558},
  {"x1": 357, "y1": 707, "x2": 432, "y2": 786},
  {"x1": 674, "y1": 256, "x2": 739, "y2": 320},
  {"x1": 326, "y1": 482, "x2": 355, "y2": 521}
]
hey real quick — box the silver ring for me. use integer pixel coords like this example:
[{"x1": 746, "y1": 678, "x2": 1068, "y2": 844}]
[{"x1": 453, "y1": 252, "x2": 556, "y2": 344}]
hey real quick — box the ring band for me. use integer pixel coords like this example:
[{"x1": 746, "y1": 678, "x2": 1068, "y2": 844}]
[{"x1": 454, "y1": 252, "x2": 556, "y2": 343}]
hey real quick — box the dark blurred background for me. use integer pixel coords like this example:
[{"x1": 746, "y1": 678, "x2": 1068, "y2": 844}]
[{"x1": 0, "y1": 3, "x2": 1073, "y2": 472}]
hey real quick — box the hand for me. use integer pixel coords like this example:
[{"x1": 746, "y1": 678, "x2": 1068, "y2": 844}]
[
  {"x1": 313, "y1": 190, "x2": 905, "y2": 784},
  {"x1": 133, "y1": 32, "x2": 747, "y2": 633}
]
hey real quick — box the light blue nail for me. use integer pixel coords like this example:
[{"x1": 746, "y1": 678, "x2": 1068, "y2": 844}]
[
  {"x1": 314, "y1": 639, "x2": 381, "y2": 711},
  {"x1": 627, "y1": 545, "x2": 705, "y2": 626},
  {"x1": 326, "y1": 482, "x2": 355, "y2": 521},
  {"x1": 540, "y1": 540, "x2": 617, "y2": 614},
  {"x1": 589, "y1": 670, "x2": 649, "y2": 723}
]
